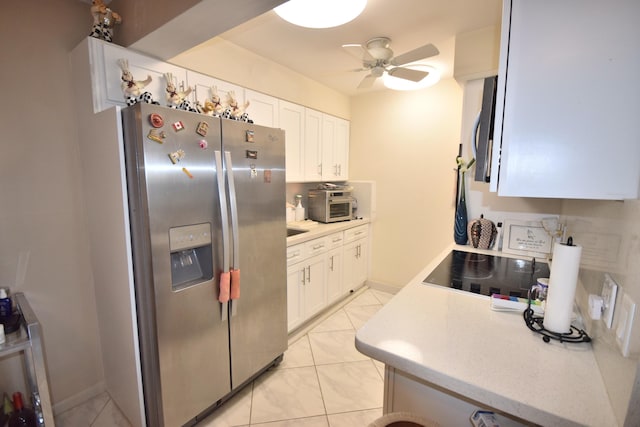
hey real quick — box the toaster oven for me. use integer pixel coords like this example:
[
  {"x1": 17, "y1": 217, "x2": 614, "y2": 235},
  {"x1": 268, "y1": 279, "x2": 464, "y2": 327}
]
[{"x1": 308, "y1": 189, "x2": 353, "y2": 223}]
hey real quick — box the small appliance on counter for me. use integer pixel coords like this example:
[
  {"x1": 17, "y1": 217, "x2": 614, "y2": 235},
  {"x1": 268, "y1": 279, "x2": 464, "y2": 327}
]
[{"x1": 308, "y1": 184, "x2": 354, "y2": 223}]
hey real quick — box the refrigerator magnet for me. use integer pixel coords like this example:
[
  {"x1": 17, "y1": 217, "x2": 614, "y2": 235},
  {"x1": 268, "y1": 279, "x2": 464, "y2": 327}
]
[
  {"x1": 149, "y1": 113, "x2": 164, "y2": 128},
  {"x1": 199, "y1": 139, "x2": 208, "y2": 149},
  {"x1": 172, "y1": 121, "x2": 185, "y2": 132},
  {"x1": 245, "y1": 130, "x2": 255, "y2": 142},
  {"x1": 250, "y1": 165, "x2": 258, "y2": 179},
  {"x1": 182, "y1": 167, "x2": 194, "y2": 179},
  {"x1": 196, "y1": 121, "x2": 208, "y2": 136},
  {"x1": 264, "y1": 169, "x2": 272, "y2": 183},
  {"x1": 147, "y1": 129, "x2": 166, "y2": 144},
  {"x1": 168, "y1": 149, "x2": 185, "y2": 164}
]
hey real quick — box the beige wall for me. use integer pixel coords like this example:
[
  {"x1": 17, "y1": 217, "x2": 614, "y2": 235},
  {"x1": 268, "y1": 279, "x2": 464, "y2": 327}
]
[
  {"x1": 562, "y1": 199, "x2": 640, "y2": 425},
  {"x1": 350, "y1": 80, "x2": 463, "y2": 288},
  {"x1": 171, "y1": 37, "x2": 351, "y2": 119},
  {"x1": 0, "y1": 0, "x2": 103, "y2": 408}
]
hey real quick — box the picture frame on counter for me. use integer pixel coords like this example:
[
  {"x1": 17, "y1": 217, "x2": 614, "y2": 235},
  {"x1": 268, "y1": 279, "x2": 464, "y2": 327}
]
[{"x1": 502, "y1": 219, "x2": 552, "y2": 258}]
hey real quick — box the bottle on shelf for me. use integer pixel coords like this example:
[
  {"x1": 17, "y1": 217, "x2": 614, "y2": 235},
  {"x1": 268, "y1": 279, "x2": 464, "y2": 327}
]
[
  {"x1": 0, "y1": 288, "x2": 12, "y2": 318},
  {"x1": 294, "y1": 195, "x2": 305, "y2": 221},
  {"x1": 7, "y1": 392, "x2": 37, "y2": 427}
]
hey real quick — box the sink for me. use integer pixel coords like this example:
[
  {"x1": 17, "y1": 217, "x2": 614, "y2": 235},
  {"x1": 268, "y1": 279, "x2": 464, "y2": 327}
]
[{"x1": 287, "y1": 228, "x2": 308, "y2": 237}]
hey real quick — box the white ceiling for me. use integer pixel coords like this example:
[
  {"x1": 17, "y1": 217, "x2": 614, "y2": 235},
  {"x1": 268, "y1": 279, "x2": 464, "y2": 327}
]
[{"x1": 217, "y1": 0, "x2": 502, "y2": 96}]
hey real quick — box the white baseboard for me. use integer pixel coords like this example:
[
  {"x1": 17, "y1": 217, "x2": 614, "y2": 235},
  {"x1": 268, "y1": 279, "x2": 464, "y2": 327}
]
[
  {"x1": 52, "y1": 381, "x2": 106, "y2": 415},
  {"x1": 365, "y1": 280, "x2": 402, "y2": 295}
]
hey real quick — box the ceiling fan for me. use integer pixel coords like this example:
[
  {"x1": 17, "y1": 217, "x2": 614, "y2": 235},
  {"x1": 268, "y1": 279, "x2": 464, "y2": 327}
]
[{"x1": 342, "y1": 37, "x2": 439, "y2": 89}]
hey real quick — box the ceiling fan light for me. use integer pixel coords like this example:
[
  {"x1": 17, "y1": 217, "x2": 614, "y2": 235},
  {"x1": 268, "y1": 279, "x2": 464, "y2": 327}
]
[
  {"x1": 274, "y1": 0, "x2": 367, "y2": 29},
  {"x1": 383, "y1": 64, "x2": 441, "y2": 91}
]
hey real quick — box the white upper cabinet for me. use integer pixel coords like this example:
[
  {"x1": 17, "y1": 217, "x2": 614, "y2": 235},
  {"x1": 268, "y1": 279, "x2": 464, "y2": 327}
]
[
  {"x1": 79, "y1": 38, "x2": 351, "y2": 184},
  {"x1": 321, "y1": 114, "x2": 350, "y2": 181},
  {"x1": 94, "y1": 38, "x2": 187, "y2": 112},
  {"x1": 244, "y1": 89, "x2": 279, "y2": 128},
  {"x1": 279, "y1": 101, "x2": 306, "y2": 182},
  {"x1": 186, "y1": 71, "x2": 244, "y2": 113},
  {"x1": 304, "y1": 108, "x2": 323, "y2": 182},
  {"x1": 491, "y1": 0, "x2": 640, "y2": 199}
]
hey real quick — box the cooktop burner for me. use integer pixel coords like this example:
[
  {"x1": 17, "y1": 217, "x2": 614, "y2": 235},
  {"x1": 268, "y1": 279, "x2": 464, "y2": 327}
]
[{"x1": 423, "y1": 250, "x2": 550, "y2": 298}]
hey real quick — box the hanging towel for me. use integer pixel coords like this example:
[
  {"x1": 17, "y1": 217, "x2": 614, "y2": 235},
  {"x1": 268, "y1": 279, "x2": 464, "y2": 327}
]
[
  {"x1": 230, "y1": 269, "x2": 241, "y2": 300},
  {"x1": 218, "y1": 271, "x2": 230, "y2": 303}
]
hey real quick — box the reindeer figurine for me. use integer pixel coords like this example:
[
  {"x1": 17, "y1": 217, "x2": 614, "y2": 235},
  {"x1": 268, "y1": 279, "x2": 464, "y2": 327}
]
[
  {"x1": 118, "y1": 59, "x2": 158, "y2": 106},
  {"x1": 164, "y1": 73, "x2": 196, "y2": 112}
]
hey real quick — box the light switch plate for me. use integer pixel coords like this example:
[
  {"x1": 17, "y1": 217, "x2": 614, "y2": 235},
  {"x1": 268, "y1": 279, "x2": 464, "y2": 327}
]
[
  {"x1": 616, "y1": 293, "x2": 636, "y2": 357},
  {"x1": 601, "y1": 274, "x2": 618, "y2": 328}
]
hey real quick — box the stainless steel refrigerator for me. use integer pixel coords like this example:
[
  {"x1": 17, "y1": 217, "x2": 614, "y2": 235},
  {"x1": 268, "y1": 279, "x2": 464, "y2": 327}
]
[{"x1": 121, "y1": 103, "x2": 287, "y2": 427}]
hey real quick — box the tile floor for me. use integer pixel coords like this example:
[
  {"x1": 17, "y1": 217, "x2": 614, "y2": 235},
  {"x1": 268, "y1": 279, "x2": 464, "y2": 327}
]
[{"x1": 54, "y1": 288, "x2": 394, "y2": 427}]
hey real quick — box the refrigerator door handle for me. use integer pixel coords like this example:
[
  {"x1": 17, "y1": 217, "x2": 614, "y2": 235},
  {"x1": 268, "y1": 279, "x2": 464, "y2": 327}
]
[
  {"x1": 215, "y1": 150, "x2": 230, "y2": 321},
  {"x1": 225, "y1": 151, "x2": 241, "y2": 317}
]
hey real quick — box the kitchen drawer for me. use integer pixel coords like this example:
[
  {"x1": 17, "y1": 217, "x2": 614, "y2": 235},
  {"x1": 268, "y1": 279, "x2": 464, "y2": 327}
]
[
  {"x1": 344, "y1": 224, "x2": 368, "y2": 243},
  {"x1": 305, "y1": 236, "x2": 329, "y2": 257},
  {"x1": 287, "y1": 243, "x2": 305, "y2": 266},
  {"x1": 327, "y1": 232, "x2": 345, "y2": 249}
]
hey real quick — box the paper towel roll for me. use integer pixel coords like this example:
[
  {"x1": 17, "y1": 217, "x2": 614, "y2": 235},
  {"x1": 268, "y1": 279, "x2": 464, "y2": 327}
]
[{"x1": 543, "y1": 242, "x2": 582, "y2": 333}]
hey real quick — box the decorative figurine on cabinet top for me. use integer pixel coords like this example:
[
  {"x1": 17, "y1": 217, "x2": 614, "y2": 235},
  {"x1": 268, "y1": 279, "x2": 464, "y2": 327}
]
[
  {"x1": 223, "y1": 91, "x2": 252, "y2": 123},
  {"x1": 118, "y1": 59, "x2": 158, "y2": 106},
  {"x1": 164, "y1": 73, "x2": 197, "y2": 112},
  {"x1": 196, "y1": 86, "x2": 226, "y2": 117},
  {"x1": 89, "y1": 0, "x2": 121, "y2": 43}
]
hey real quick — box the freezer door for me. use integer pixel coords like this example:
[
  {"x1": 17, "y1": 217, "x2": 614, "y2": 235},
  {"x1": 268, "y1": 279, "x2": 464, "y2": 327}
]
[
  {"x1": 122, "y1": 104, "x2": 230, "y2": 427},
  {"x1": 221, "y1": 119, "x2": 288, "y2": 388}
]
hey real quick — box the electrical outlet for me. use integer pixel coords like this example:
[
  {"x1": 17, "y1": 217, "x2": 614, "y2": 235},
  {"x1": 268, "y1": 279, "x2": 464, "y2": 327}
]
[
  {"x1": 616, "y1": 294, "x2": 636, "y2": 357},
  {"x1": 601, "y1": 274, "x2": 618, "y2": 328}
]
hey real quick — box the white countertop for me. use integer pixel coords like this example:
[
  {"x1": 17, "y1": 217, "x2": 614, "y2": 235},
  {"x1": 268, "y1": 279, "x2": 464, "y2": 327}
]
[
  {"x1": 286, "y1": 218, "x2": 370, "y2": 246},
  {"x1": 355, "y1": 244, "x2": 617, "y2": 427}
]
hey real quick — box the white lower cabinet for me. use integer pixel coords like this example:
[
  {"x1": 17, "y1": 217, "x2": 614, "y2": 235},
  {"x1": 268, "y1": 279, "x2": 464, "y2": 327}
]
[
  {"x1": 287, "y1": 225, "x2": 369, "y2": 332},
  {"x1": 326, "y1": 231, "x2": 345, "y2": 305},
  {"x1": 286, "y1": 238, "x2": 328, "y2": 332},
  {"x1": 343, "y1": 225, "x2": 369, "y2": 293}
]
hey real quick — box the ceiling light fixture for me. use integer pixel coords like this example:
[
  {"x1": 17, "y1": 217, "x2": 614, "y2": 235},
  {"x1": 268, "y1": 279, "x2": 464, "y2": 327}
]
[
  {"x1": 274, "y1": 0, "x2": 367, "y2": 29},
  {"x1": 383, "y1": 64, "x2": 441, "y2": 91}
]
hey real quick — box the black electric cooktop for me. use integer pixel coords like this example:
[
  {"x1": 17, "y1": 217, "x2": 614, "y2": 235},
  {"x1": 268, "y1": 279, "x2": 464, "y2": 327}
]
[{"x1": 423, "y1": 250, "x2": 550, "y2": 298}]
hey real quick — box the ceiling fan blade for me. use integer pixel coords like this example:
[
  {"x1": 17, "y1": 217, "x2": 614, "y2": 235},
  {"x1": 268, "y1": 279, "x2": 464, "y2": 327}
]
[
  {"x1": 342, "y1": 43, "x2": 375, "y2": 62},
  {"x1": 387, "y1": 67, "x2": 429, "y2": 82},
  {"x1": 358, "y1": 74, "x2": 378, "y2": 89},
  {"x1": 390, "y1": 43, "x2": 439, "y2": 66}
]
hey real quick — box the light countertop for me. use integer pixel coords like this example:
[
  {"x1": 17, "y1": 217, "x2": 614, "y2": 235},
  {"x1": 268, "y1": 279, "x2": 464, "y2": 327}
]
[
  {"x1": 355, "y1": 244, "x2": 617, "y2": 427},
  {"x1": 286, "y1": 218, "x2": 370, "y2": 246}
]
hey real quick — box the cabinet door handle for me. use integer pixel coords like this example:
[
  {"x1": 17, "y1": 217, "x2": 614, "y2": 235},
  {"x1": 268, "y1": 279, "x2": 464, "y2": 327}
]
[
  {"x1": 318, "y1": 164, "x2": 322, "y2": 176},
  {"x1": 306, "y1": 265, "x2": 311, "y2": 282},
  {"x1": 301, "y1": 268, "x2": 306, "y2": 286},
  {"x1": 338, "y1": 164, "x2": 342, "y2": 176},
  {"x1": 330, "y1": 255, "x2": 334, "y2": 271}
]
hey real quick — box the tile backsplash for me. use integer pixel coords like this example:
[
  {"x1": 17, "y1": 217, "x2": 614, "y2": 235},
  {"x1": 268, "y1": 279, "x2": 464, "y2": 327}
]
[{"x1": 562, "y1": 199, "x2": 640, "y2": 426}]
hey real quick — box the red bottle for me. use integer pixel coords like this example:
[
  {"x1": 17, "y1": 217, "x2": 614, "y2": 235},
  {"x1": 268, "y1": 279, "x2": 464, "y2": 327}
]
[{"x1": 7, "y1": 392, "x2": 36, "y2": 427}]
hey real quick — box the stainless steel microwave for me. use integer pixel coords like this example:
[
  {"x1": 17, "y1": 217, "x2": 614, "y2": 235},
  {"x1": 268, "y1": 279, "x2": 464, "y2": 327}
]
[{"x1": 308, "y1": 189, "x2": 353, "y2": 223}]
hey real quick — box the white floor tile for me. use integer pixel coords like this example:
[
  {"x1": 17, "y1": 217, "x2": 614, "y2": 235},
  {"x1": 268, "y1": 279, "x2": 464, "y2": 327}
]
[
  {"x1": 279, "y1": 335, "x2": 314, "y2": 369},
  {"x1": 251, "y1": 415, "x2": 329, "y2": 427},
  {"x1": 344, "y1": 304, "x2": 382, "y2": 330},
  {"x1": 327, "y1": 408, "x2": 383, "y2": 427},
  {"x1": 371, "y1": 290, "x2": 394, "y2": 305},
  {"x1": 198, "y1": 384, "x2": 252, "y2": 427},
  {"x1": 311, "y1": 309, "x2": 355, "y2": 333},
  {"x1": 316, "y1": 360, "x2": 384, "y2": 414},
  {"x1": 308, "y1": 330, "x2": 370, "y2": 365},
  {"x1": 92, "y1": 399, "x2": 132, "y2": 427},
  {"x1": 345, "y1": 290, "x2": 381, "y2": 307},
  {"x1": 250, "y1": 366, "x2": 325, "y2": 424},
  {"x1": 54, "y1": 392, "x2": 110, "y2": 427}
]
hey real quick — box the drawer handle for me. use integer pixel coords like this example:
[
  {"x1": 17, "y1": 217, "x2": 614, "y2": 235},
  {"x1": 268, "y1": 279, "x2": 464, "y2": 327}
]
[
  {"x1": 312, "y1": 244, "x2": 324, "y2": 250},
  {"x1": 287, "y1": 251, "x2": 300, "y2": 259}
]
